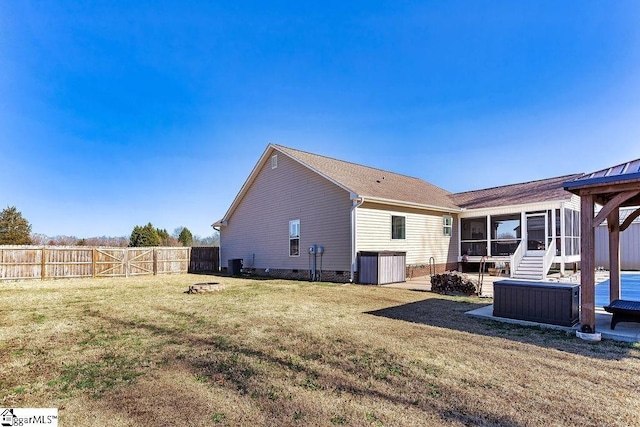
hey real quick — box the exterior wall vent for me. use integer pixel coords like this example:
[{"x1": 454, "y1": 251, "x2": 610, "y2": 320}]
[{"x1": 271, "y1": 155, "x2": 278, "y2": 169}]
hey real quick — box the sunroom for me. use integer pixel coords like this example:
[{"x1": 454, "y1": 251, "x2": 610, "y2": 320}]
[{"x1": 450, "y1": 174, "x2": 584, "y2": 279}]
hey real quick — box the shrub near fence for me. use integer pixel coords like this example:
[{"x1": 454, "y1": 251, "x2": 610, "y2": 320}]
[{"x1": 0, "y1": 246, "x2": 219, "y2": 281}]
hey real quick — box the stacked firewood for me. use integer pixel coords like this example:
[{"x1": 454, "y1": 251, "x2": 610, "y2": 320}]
[{"x1": 430, "y1": 272, "x2": 478, "y2": 296}]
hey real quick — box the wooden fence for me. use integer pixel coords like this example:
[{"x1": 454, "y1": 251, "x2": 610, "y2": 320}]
[
  {"x1": 188, "y1": 246, "x2": 220, "y2": 273},
  {"x1": 0, "y1": 246, "x2": 219, "y2": 281}
]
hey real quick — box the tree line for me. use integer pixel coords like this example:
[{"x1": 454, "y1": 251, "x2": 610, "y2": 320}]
[{"x1": 0, "y1": 206, "x2": 219, "y2": 247}]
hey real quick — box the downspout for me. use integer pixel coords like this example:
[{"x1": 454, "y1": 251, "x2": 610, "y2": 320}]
[
  {"x1": 212, "y1": 221, "x2": 225, "y2": 273},
  {"x1": 350, "y1": 197, "x2": 365, "y2": 283}
]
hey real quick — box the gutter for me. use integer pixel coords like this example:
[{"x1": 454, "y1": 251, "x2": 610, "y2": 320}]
[
  {"x1": 363, "y1": 196, "x2": 462, "y2": 213},
  {"x1": 456, "y1": 199, "x2": 571, "y2": 216},
  {"x1": 211, "y1": 219, "x2": 227, "y2": 229},
  {"x1": 350, "y1": 197, "x2": 365, "y2": 283}
]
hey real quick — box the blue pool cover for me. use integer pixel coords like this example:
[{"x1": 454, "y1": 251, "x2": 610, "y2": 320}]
[{"x1": 595, "y1": 274, "x2": 640, "y2": 307}]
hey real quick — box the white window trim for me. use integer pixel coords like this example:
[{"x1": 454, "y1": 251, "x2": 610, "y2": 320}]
[
  {"x1": 391, "y1": 215, "x2": 406, "y2": 240},
  {"x1": 443, "y1": 215, "x2": 453, "y2": 237},
  {"x1": 289, "y1": 219, "x2": 300, "y2": 257}
]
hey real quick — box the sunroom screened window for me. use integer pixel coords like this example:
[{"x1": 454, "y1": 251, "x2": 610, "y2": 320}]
[
  {"x1": 564, "y1": 209, "x2": 580, "y2": 256},
  {"x1": 490, "y1": 214, "x2": 520, "y2": 256},
  {"x1": 392, "y1": 216, "x2": 405, "y2": 240},
  {"x1": 460, "y1": 217, "x2": 487, "y2": 256},
  {"x1": 289, "y1": 220, "x2": 300, "y2": 256}
]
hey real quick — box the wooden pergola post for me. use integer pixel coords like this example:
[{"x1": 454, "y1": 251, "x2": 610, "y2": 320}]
[
  {"x1": 607, "y1": 209, "x2": 621, "y2": 303},
  {"x1": 580, "y1": 194, "x2": 596, "y2": 332}
]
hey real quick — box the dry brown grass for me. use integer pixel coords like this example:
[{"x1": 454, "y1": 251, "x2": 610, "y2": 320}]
[{"x1": 1, "y1": 274, "x2": 639, "y2": 426}]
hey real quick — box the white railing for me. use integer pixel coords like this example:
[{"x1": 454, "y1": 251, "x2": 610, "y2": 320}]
[
  {"x1": 542, "y1": 239, "x2": 557, "y2": 280},
  {"x1": 509, "y1": 241, "x2": 524, "y2": 278}
]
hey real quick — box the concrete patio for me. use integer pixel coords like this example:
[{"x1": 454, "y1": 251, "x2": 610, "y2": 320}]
[
  {"x1": 384, "y1": 270, "x2": 640, "y2": 343},
  {"x1": 465, "y1": 304, "x2": 640, "y2": 343}
]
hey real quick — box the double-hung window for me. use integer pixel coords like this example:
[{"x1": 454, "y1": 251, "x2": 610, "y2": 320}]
[
  {"x1": 443, "y1": 215, "x2": 453, "y2": 237},
  {"x1": 391, "y1": 216, "x2": 405, "y2": 240},
  {"x1": 289, "y1": 220, "x2": 300, "y2": 256}
]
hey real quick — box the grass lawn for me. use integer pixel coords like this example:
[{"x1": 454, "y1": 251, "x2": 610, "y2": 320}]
[{"x1": 1, "y1": 274, "x2": 639, "y2": 426}]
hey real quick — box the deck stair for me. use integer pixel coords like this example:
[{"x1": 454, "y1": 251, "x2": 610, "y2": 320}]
[{"x1": 512, "y1": 255, "x2": 545, "y2": 280}]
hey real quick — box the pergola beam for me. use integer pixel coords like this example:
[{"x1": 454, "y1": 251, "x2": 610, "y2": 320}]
[
  {"x1": 592, "y1": 190, "x2": 640, "y2": 228},
  {"x1": 574, "y1": 181, "x2": 640, "y2": 196},
  {"x1": 620, "y1": 207, "x2": 640, "y2": 232}
]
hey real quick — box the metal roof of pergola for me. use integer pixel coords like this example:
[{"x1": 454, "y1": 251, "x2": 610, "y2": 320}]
[{"x1": 564, "y1": 158, "x2": 640, "y2": 334}]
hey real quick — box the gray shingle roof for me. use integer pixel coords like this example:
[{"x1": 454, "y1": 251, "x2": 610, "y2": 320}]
[
  {"x1": 215, "y1": 144, "x2": 591, "y2": 226},
  {"x1": 274, "y1": 144, "x2": 460, "y2": 211},
  {"x1": 450, "y1": 174, "x2": 583, "y2": 210}
]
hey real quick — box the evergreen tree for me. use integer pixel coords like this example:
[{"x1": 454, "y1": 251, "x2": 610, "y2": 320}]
[
  {"x1": 178, "y1": 227, "x2": 193, "y2": 247},
  {"x1": 156, "y1": 228, "x2": 172, "y2": 246},
  {"x1": 0, "y1": 206, "x2": 33, "y2": 245},
  {"x1": 129, "y1": 223, "x2": 161, "y2": 247},
  {"x1": 129, "y1": 226, "x2": 141, "y2": 247}
]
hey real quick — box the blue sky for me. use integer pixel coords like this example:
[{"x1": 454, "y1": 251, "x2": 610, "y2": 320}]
[{"x1": 2, "y1": 1, "x2": 639, "y2": 238}]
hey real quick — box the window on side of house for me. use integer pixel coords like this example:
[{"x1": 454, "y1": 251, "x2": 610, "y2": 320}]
[
  {"x1": 443, "y1": 215, "x2": 453, "y2": 237},
  {"x1": 271, "y1": 155, "x2": 278, "y2": 169},
  {"x1": 289, "y1": 219, "x2": 300, "y2": 256},
  {"x1": 391, "y1": 216, "x2": 405, "y2": 240}
]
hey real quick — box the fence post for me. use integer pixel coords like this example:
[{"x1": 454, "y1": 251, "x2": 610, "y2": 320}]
[
  {"x1": 92, "y1": 248, "x2": 97, "y2": 278},
  {"x1": 153, "y1": 248, "x2": 158, "y2": 275},
  {"x1": 41, "y1": 246, "x2": 46, "y2": 280},
  {"x1": 187, "y1": 247, "x2": 191, "y2": 273},
  {"x1": 124, "y1": 248, "x2": 129, "y2": 278}
]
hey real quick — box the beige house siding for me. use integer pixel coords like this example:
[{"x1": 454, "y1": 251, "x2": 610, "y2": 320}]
[
  {"x1": 356, "y1": 202, "x2": 458, "y2": 267},
  {"x1": 220, "y1": 149, "x2": 353, "y2": 272},
  {"x1": 563, "y1": 194, "x2": 581, "y2": 211}
]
